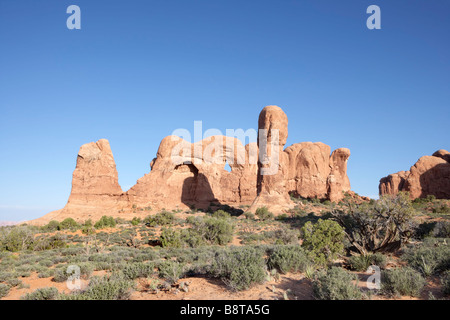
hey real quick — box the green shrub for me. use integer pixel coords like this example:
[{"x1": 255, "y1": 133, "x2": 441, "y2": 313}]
[
  {"x1": 381, "y1": 267, "x2": 425, "y2": 297},
  {"x1": 244, "y1": 212, "x2": 255, "y2": 220},
  {"x1": 209, "y1": 247, "x2": 266, "y2": 291},
  {"x1": 301, "y1": 219, "x2": 345, "y2": 266},
  {"x1": 144, "y1": 211, "x2": 175, "y2": 227},
  {"x1": 38, "y1": 269, "x2": 55, "y2": 278},
  {"x1": 130, "y1": 217, "x2": 141, "y2": 226},
  {"x1": 122, "y1": 262, "x2": 154, "y2": 280},
  {"x1": 0, "y1": 283, "x2": 10, "y2": 298},
  {"x1": 59, "y1": 218, "x2": 79, "y2": 230},
  {"x1": 84, "y1": 219, "x2": 93, "y2": 227},
  {"x1": 21, "y1": 287, "x2": 59, "y2": 300},
  {"x1": 81, "y1": 226, "x2": 96, "y2": 235},
  {"x1": 41, "y1": 220, "x2": 60, "y2": 232},
  {"x1": 267, "y1": 245, "x2": 313, "y2": 274},
  {"x1": 187, "y1": 216, "x2": 234, "y2": 245},
  {"x1": 53, "y1": 263, "x2": 94, "y2": 282},
  {"x1": 63, "y1": 273, "x2": 134, "y2": 300},
  {"x1": 6, "y1": 278, "x2": 22, "y2": 287},
  {"x1": 158, "y1": 260, "x2": 186, "y2": 284},
  {"x1": 94, "y1": 216, "x2": 116, "y2": 229},
  {"x1": 312, "y1": 267, "x2": 363, "y2": 300},
  {"x1": 0, "y1": 226, "x2": 36, "y2": 252},
  {"x1": 255, "y1": 207, "x2": 274, "y2": 221},
  {"x1": 33, "y1": 235, "x2": 67, "y2": 251},
  {"x1": 211, "y1": 210, "x2": 231, "y2": 219},
  {"x1": 160, "y1": 228, "x2": 183, "y2": 248}
]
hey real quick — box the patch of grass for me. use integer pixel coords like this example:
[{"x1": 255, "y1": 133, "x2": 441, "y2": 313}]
[
  {"x1": 347, "y1": 253, "x2": 387, "y2": 271},
  {"x1": 402, "y1": 238, "x2": 450, "y2": 276}
]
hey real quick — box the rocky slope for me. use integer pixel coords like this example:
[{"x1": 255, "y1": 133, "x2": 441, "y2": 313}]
[{"x1": 379, "y1": 149, "x2": 450, "y2": 199}]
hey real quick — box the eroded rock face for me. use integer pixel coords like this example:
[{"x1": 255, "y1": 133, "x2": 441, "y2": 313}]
[
  {"x1": 249, "y1": 106, "x2": 292, "y2": 212},
  {"x1": 33, "y1": 105, "x2": 352, "y2": 224},
  {"x1": 69, "y1": 139, "x2": 123, "y2": 203},
  {"x1": 379, "y1": 150, "x2": 450, "y2": 199}
]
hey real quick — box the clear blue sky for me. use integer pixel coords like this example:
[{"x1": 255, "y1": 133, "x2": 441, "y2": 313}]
[{"x1": 0, "y1": 0, "x2": 449, "y2": 221}]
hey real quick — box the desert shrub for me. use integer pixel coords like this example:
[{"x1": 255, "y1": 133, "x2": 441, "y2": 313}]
[
  {"x1": 33, "y1": 235, "x2": 67, "y2": 251},
  {"x1": 272, "y1": 226, "x2": 300, "y2": 245},
  {"x1": 94, "y1": 216, "x2": 116, "y2": 229},
  {"x1": 59, "y1": 218, "x2": 79, "y2": 231},
  {"x1": 63, "y1": 273, "x2": 134, "y2": 300},
  {"x1": 144, "y1": 211, "x2": 175, "y2": 227},
  {"x1": 53, "y1": 263, "x2": 94, "y2": 282},
  {"x1": 441, "y1": 271, "x2": 450, "y2": 295},
  {"x1": 21, "y1": 287, "x2": 59, "y2": 300},
  {"x1": 415, "y1": 221, "x2": 450, "y2": 239},
  {"x1": 332, "y1": 192, "x2": 416, "y2": 255},
  {"x1": 209, "y1": 247, "x2": 266, "y2": 291},
  {"x1": 81, "y1": 225, "x2": 96, "y2": 235},
  {"x1": 38, "y1": 259, "x2": 54, "y2": 268},
  {"x1": 433, "y1": 204, "x2": 450, "y2": 214},
  {"x1": 84, "y1": 219, "x2": 93, "y2": 227},
  {"x1": 301, "y1": 219, "x2": 345, "y2": 266},
  {"x1": 255, "y1": 207, "x2": 274, "y2": 221},
  {"x1": 158, "y1": 260, "x2": 186, "y2": 284},
  {"x1": 402, "y1": 238, "x2": 450, "y2": 276},
  {"x1": 187, "y1": 216, "x2": 234, "y2": 246},
  {"x1": 244, "y1": 212, "x2": 255, "y2": 220},
  {"x1": 130, "y1": 217, "x2": 141, "y2": 226},
  {"x1": 114, "y1": 217, "x2": 127, "y2": 225},
  {"x1": 6, "y1": 278, "x2": 22, "y2": 287},
  {"x1": 122, "y1": 262, "x2": 155, "y2": 280},
  {"x1": 381, "y1": 267, "x2": 425, "y2": 297},
  {"x1": 267, "y1": 245, "x2": 313, "y2": 274},
  {"x1": 211, "y1": 210, "x2": 231, "y2": 219},
  {"x1": 159, "y1": 228, "x2": 183, "y2": 248},
  {"x1": 0, "y1": 271, "x2": 18, "y2": 283},
  {"x1": 41, "y1": 220, "x2": 60, "y2": 232},
  {"x1": 0, "y1": 225, "x2": 36, "y2": 252},
  {"x1": 38, "y1": 269, "x2": 55, "y2": 278},
  {"x1": 0, "y1": 283, "x2": 10, "y2": 298},
  {"x1": 312, "y1": 267, "x2": 363, "y2": 300},
  {"x1": 433, "y1": 221, "x2": 450, "y2": 238},
  {"x1": 348, "y1": 253, "x2": 387, "y2": 271}
]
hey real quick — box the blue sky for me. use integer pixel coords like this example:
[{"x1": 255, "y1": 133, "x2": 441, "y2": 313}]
[{"x1": 0, "y1": 0, "x2": 449, "y2": 221}]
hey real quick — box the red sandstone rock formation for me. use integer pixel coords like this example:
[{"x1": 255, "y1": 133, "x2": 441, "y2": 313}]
[
  {"x1": 379, "y1": 149, "x2": 450, "y2": 199},
  {"x1": 32, "y1": 106, "x2": 352, "y2": 224}
]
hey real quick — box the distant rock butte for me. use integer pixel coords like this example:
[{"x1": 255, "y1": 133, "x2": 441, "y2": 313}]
[
  {"x1": 379, "y1": 149, "x2": 450, "y2": 199},
  {"x1": 31, "y1": 106, "x2": 351, "y2": 224}
]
